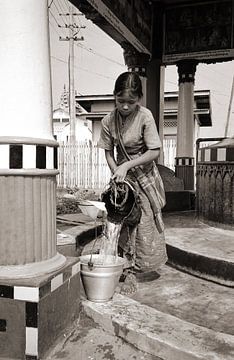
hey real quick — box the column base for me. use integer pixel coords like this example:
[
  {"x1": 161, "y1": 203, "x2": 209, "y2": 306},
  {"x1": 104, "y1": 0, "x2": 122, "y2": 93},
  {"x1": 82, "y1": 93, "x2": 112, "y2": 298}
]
[
  {"x1": 0, "y1": 257, "x2": 80, "y2": 359},
  {"x1": 0, "y1": 253, "x2": 66, "y2": 279},
  {"x1": 175, "y1": 157, "x2": 194, "y2": 190}
]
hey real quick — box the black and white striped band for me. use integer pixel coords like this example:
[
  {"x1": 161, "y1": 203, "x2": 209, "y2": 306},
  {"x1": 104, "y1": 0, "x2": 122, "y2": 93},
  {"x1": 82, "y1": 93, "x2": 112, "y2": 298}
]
[
  {"x1": 197, "y1": 147, "x2": 234, "y2": 163},
  {"x1": 129, "y1": 67, "x2": 146, "y2": 77},
  {"x1": 0, "y1": 143, "x2": 58, "y2": 170},
  {"x1": 0, "y1": 262, "x2": 80, "y2": 359},
  {"x1": 175, "y1": 157, "x2": 194, "y2": 166}
]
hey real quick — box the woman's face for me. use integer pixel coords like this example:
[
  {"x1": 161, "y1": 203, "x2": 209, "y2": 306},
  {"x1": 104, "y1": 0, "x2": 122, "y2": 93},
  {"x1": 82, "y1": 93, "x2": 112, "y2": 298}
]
[{"x1": 115, "y1": 91, "x2": 140, "y2": 117}]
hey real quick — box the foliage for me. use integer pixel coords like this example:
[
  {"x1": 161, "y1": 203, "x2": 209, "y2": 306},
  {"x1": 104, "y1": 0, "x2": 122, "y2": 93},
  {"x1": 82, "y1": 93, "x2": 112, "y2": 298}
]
[{"x1": 56, "y1": 187, "x2": 101, "y2": 215}]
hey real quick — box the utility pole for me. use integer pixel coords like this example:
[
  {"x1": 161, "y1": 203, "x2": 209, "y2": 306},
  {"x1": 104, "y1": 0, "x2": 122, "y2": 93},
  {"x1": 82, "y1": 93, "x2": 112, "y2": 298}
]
[
  {"x1": 59, "y1": 6, "x2": 85, "y2": 143},
  {"x1": 225, "y1": 75, "x2": 234, "y2": 137}
]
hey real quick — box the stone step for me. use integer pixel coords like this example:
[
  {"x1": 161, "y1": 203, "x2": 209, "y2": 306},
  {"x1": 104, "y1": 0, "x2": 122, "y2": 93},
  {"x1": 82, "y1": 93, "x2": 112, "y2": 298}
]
[
  {"x1": 81, "y1": 264, "x2": 234, "y2": 360},
  {"x1": 129, "y1": 265, "x2": 234, "y2": 335},
  {"x1": 82, "y1": 293, "x2": 234, "y2": 360},
  {"x1": 58, "y1": 212, "x2": 234, "y2": 359},
  {"x1": 166, "y1": 243, "x2": 234, "y2": 286},
  {"x1": 164, "y1": 211, "x2": 234, "y2": 286}
]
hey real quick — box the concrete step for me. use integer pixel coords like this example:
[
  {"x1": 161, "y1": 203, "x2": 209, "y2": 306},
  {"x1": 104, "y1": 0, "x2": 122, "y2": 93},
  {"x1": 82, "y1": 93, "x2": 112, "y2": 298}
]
[
  {"x1": 82, "y1": 265, "x2": 234, "y2": 360},
  {"x1": 164, "y1": 211, "x2": 234, "y2": 286},
  {"x1": 45, "y1": 311, "x2": 162, "y2": 360},
  {"x1": 57, "y1": 212, "x2": 234, "y2": 359},
  {"x1": 82, "y1": 294, "x2": 234, "y2": 360}
]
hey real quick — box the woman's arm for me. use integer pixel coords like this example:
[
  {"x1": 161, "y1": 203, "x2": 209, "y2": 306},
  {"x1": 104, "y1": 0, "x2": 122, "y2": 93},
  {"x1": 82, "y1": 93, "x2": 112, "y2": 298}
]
[
  {"x1": 112, "y1": 148, "x2": 160, "y2": 182},
  {"x1": 105, "y1": 149, "x2": 117, "y2": 174}
]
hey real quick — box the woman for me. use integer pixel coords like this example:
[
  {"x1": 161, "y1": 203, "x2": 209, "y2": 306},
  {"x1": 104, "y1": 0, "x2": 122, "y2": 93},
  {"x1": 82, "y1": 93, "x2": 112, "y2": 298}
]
[{"x1": 98, "y1": 72, "x2": 167, "y2": 293}]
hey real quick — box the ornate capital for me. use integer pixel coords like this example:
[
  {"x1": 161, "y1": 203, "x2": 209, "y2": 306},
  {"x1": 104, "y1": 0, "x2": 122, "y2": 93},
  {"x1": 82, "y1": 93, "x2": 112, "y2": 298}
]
[
  {"x1": 123, "y1": 43, "x2": 150, "y2": 77},
  {"x1": 177, "y1": 60, "x2": 198, "y2": 84}
]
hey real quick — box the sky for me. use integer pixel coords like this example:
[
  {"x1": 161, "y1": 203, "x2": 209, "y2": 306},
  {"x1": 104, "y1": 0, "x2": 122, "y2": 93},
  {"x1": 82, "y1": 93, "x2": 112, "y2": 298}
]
[{"x1": 49, "y1": 0, "x2": 234, "y2": 138}]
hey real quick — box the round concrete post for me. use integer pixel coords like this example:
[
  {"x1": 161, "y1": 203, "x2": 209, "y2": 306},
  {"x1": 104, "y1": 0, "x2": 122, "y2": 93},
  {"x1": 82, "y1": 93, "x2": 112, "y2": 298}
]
[
  {"x1": 175, "y1": 60, "x2": 197, "y2": 190},
  {"x1": 0, "y1": 0, "x2": 65, "y2": 278}
]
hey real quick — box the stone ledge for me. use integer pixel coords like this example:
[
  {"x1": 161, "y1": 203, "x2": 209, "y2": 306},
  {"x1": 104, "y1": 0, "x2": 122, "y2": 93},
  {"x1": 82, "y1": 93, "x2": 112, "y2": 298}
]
[
  {"x1": 82, "y1": 294, "x2": 234, "y2": 360},
  {"x1": 166, "y1": 244, "x2": 234, "y2": 287}
]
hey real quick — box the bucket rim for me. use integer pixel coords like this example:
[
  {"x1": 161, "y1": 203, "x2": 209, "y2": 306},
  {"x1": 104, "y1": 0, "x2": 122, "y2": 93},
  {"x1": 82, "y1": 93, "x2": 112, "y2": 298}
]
[{"x1": 80, "y1": 254, "x2": 126, "y2": 267}]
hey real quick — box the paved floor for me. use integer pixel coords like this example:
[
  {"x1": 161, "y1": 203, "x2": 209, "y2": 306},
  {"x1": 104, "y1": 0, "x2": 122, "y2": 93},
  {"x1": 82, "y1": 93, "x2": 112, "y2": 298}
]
[
  {"x1": 51, "y1": 210, "x2": 234, "y2": 360},
  {"x1": 129, "y1": 264, "x2": 234, "y2": 335},
  {"x1": 164, "y1": 211, "x2": 234, "y2": 262},
  {"x1": 45, "y1": 310, "x2": 162, "y2": 360}
]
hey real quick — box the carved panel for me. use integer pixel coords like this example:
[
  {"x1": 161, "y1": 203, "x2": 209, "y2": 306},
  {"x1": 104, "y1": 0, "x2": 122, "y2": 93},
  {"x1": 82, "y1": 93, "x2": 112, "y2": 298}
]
[{"x1": 196, "y1": 163, "x2": 234, "y2": 224}]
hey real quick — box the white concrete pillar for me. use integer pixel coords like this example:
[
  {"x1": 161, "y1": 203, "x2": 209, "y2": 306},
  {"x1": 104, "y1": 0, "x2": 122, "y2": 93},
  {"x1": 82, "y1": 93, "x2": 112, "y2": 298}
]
[
  {"x1": 175, "y1": 61, "x2": 197, "y2": 190},
  {"x1": 157, "y1": 65, "x2": 165, "y2": 165},
  {"x1": 177, "y1": 82, "x2": 195, "y2": 158},
  {"x1": 0, "y1": 0, "x2": 66, "y2": 278},
  {"x1": 0, "y1": 0, "x2": 53, "y2": 139}
]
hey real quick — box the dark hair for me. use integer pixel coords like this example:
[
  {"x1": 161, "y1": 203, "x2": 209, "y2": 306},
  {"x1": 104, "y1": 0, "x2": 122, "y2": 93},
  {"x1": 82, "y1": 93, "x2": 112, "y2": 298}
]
[{"x1": 113, "y1": 72, "x2": 143, "y2": 98}]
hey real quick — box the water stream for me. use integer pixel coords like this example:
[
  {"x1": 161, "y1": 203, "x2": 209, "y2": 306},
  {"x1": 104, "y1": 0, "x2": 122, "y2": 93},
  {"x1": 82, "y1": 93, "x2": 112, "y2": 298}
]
[
  {"x1": 77, "y1": 201, "x2": 125, "y2": 265},
  {"x1": 99, "y1": 220, "x2": 123, "y2": 264}
]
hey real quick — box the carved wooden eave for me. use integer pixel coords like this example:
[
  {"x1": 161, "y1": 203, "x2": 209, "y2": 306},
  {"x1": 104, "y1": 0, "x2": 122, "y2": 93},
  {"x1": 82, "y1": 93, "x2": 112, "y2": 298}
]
[
  {"x1": 69, "y1": 0, "x2": 153, "y2": 56},
  {"x1": 70, "y1": 0, "x2": 234, "y2": 65}
]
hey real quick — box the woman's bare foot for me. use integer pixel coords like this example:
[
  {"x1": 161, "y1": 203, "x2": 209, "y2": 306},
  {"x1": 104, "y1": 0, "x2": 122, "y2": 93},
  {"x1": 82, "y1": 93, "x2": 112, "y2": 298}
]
[{"x1": 118, "y1": 273, "x2": 138, "y2": 295}]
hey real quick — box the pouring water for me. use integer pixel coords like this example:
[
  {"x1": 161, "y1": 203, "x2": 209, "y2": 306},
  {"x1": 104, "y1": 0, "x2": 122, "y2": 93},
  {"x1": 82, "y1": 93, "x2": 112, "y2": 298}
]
[
  {"x1": 99, "y1": 221, "x2": 123, "y2": 264},
  {"x1": 78, "y1": 200, "x2": 123, "y2": 266}
]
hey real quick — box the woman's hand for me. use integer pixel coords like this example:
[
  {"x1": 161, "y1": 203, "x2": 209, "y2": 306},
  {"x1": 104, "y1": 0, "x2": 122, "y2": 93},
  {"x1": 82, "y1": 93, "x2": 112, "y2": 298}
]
[{"x1": 112, "y1": 162, "x2": 129, "y2": 183}]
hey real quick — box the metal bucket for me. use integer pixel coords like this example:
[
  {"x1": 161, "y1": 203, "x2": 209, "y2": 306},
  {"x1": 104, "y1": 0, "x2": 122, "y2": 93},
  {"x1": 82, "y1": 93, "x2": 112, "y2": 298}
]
[{"x1": 80, "y1": 254, "x2": 126, "y2": 302}]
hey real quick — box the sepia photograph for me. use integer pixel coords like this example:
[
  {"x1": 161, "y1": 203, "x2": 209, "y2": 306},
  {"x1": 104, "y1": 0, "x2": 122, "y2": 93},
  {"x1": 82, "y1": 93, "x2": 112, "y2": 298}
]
[{"x1": 0, "y1": 1, "x2": 233, "y2": 359}]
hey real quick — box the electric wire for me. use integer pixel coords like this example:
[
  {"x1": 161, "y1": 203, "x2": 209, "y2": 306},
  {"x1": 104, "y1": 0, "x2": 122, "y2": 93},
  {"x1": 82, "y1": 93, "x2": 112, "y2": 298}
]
[
  {"x1": 75, "y1": 42, "x2": 125, "y2": 68},
  {"x1": 51, "y1": 0, "x2": 125, "y2": 68},
  {"x1": 57, "y1": 0, "x2": 68, "y2": 14},
  {"x1": 51, "y1": 0, "x2": 67, "y2": 27},
  {"x1": 49, "y1": 10, "x2": 68, "y2": 38},
  {"x1": 49, "y1": 21, "x2": 62, "y2": 37},
  {"x1": 165, "y1": 79, "x2": 177, "y2": 86},
  {"x1": 64, "y1": 0, "x2": 70, "y2": 12},
  {"x1": 51, "y1": 55, "x2": 116, "y2": 80},
  {"x1": 48, "y1": 0, "x2": 54, "y2": 9},
  {"x1": 199, "y1": 63, "x2": 234, "y2": 80},
  {"x1": 211, "y1": 90, "x2": 229, "y2": 98},
  {"x1": 49, "y1": 8, "x2": 62, "y2": 28}
]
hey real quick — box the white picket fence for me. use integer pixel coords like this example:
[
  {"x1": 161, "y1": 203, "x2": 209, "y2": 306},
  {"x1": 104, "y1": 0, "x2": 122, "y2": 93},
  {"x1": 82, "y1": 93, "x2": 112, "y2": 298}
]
[
  {"x1": 57, "y1": 142, "x2": 111, "y2": 189},
  {"x1": 57, "y1": 139, "x2": 177, "y2": 189},
  {"x1": 163, "y1": 138, "x2": 176, "y2": 170}
]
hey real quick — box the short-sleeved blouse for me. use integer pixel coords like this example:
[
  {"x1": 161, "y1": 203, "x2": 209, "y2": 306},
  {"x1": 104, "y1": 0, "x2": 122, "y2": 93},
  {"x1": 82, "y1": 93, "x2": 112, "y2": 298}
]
[{"x1": 98, "y1": 105, "x2": 161, "y2": 166}]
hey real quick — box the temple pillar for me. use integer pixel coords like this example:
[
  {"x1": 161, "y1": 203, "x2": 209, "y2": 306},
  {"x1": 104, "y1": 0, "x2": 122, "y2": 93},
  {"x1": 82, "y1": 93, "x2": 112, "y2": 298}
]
[
  {"x1": 0, "y1": 0, "x2": 65, "y2": 277},
  {"x1": 123, "y1": 46, "x2": 165, "y2": 163},
  {"x1": 147, "y1": 59, "x2": 165, "y2": 164},
  {"x1": 0, "y1": 2, "x2": 80, "y2": 359},
  {"x1": 175, "y1": 60, "x2": 197, "y2": 190},
  {"x1": 123, "y1": 45, "x2": 150, "y2": 107}
]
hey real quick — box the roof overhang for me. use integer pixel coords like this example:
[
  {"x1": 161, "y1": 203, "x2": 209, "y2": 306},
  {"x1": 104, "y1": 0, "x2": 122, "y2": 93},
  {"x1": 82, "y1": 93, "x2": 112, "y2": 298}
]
[{"x1": 70, "y1": 0, "x2": 234, "y2": 65}]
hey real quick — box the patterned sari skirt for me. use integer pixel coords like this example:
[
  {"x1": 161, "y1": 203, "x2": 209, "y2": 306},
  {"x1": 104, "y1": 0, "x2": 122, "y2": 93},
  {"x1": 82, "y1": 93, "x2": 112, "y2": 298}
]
[{"x1": 118, "y1": 169, "x2": 168, "y2": 272}]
